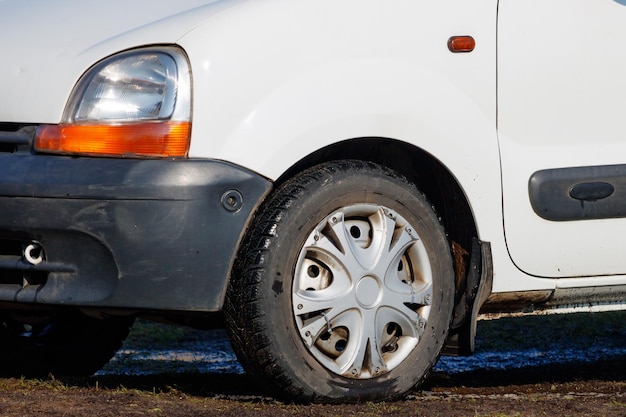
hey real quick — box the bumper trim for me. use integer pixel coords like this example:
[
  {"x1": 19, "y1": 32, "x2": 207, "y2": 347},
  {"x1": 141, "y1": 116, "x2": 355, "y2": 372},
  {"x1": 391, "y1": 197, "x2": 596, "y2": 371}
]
[
  {"x1": 0, "y1": 155, "x2": 272, "y2": 311},
  {"x1": 0, "y1": 255, "x2": 76, "y2": 273}
]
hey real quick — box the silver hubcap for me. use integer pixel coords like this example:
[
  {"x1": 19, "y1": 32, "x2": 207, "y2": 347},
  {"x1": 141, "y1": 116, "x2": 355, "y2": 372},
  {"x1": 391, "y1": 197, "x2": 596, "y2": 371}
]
[{"x1": 292, "y1": 204, "x2": 433, "y2": 379}]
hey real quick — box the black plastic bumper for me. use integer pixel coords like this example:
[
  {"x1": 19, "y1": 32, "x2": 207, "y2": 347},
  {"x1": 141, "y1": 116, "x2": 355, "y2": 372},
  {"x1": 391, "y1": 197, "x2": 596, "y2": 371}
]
[{"x1": 0, "y1": 154, "x2": 272, "y2": 311}]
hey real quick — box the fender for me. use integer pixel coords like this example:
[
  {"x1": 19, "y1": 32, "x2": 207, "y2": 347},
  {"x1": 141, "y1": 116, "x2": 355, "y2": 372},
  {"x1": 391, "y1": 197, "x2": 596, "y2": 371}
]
[{"x1": 181, "y1": 0, "x2": 505, "y2": 248}]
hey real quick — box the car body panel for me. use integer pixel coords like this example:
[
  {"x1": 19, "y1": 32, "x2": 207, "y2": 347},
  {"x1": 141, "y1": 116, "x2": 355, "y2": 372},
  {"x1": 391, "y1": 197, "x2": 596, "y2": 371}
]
[
  {"x1": 179, "y1": 0, "x2": 524, "y2": 290},
  {"x1": 0, "y1": 0, "x2": 232, "y2": 123},
  {"x1": 177, "y1": 0, "x2": 565, "y2": 295},
  {"x1": 498, "y1": 0, "x2": 626, "y2": 278}
]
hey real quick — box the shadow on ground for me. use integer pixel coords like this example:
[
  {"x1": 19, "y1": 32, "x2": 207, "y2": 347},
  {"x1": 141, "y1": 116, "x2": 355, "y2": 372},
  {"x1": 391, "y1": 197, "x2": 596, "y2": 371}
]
[
  {"x1": 59, "y1": 311, "x2": 626, "y2": 399},
  {"x1": 62, "y1": 353, "x2": 626, "y2": 400}
]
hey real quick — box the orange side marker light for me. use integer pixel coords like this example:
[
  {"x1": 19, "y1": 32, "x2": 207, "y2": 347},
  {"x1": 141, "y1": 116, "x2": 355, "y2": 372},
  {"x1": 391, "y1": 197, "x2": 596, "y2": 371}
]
[{"x1": 448, "y1": 36, "x2": 475, "y2": 53}]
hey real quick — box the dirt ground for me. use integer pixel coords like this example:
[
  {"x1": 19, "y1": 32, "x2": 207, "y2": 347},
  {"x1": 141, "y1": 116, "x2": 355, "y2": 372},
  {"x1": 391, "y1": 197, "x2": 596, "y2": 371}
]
[
  {"x1": 1, "y1": 313, "x2": 625, "y2": 417},
  {"x1": 0, "y1": 358, "x2": 624, "y2": 416}
]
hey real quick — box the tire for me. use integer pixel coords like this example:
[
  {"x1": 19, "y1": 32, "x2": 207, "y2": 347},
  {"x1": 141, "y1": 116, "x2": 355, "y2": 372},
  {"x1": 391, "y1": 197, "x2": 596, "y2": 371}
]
[
  {"x1": 226, "y1": 160, "x2": 455, "y2": 402},
  {"x1": 0, "y1": 311, "x2": 133, "y2": 377}
]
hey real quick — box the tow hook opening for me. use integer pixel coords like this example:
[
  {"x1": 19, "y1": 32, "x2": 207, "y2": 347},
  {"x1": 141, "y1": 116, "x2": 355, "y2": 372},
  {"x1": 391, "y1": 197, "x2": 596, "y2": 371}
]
[
  {"x1": 21, "y1": 241, "x2": 47, "y2": 287},
  {"x1": 24, "y1": 241, "x2": 45, "y2": 265},
  {"x1": 0, "y1": 238, "x2": 50, "y2": 287}
]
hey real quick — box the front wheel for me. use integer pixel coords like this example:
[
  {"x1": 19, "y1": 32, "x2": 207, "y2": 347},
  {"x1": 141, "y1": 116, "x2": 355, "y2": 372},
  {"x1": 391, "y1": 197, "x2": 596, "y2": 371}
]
[{"x1": 226, "y1": 161, "x2": 454, "y2": 402}]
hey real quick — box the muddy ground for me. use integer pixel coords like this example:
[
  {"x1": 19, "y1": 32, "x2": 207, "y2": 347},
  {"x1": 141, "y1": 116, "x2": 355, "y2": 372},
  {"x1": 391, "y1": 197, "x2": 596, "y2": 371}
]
[{"x1": 0, "y1": 312, "x2": 625, "y2": 417}]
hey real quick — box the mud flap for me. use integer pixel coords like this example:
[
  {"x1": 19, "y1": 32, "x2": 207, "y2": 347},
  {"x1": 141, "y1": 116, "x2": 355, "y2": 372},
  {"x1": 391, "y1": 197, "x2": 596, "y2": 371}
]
[{"x1": 443, "y1": 239, "x2": 493, "y2": 356}]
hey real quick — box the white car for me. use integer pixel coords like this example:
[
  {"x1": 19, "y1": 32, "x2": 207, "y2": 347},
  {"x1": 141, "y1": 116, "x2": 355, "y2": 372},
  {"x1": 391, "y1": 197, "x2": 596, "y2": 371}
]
[{"x1": 0, "y1": 0, "x2": 625, "y2": 403}]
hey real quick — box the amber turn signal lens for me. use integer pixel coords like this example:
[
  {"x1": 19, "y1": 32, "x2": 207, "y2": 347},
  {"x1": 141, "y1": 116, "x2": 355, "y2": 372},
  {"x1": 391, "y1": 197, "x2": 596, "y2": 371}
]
[
  {"x1": 447, "y1": 36, "x2": 475, "y2": 53},
  {"x1": 34, "y1": 121, "x2": 191, "y2": 158}
]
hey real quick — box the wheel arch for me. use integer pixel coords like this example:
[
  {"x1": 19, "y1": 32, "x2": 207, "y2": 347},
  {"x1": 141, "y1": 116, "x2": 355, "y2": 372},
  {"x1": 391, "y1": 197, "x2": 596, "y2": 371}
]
[
  {"x1": 275, "y1": 136, "x2": 491, "y2": 355},
  {"x1": 277, "y1": 137, "x2": 476, "y2": 259}
]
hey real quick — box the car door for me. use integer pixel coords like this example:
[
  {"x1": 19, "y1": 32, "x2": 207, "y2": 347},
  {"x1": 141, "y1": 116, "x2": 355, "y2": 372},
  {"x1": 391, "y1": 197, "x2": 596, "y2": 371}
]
[{"x1": 498, "y1": 0, "x2": 626, "y2": 278}]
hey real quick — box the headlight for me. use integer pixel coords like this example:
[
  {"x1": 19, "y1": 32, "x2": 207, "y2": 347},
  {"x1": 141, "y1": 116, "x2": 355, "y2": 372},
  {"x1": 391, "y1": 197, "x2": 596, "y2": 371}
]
[{"x1": 35, "y1": 47, "x2": 192, "y2": 158}]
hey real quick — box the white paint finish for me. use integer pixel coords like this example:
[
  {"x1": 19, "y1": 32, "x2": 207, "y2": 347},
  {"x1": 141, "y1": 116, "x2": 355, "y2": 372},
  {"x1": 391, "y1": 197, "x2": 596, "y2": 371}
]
[
  {"x1": 0, "y1": 0, "x2": 225, "y2": 123},
  {"x1": 179, "y1": 0, "x2": 554, "y2": 294},
  {"x1": 180, "y1": 0, "x2": 511, "y2": 265},
  {"x1": 498, "y1": 0, "x2": 626, "y2": 278},
  {"x1": 183, "y1": 1, "x2": 496, "y2": 170}
]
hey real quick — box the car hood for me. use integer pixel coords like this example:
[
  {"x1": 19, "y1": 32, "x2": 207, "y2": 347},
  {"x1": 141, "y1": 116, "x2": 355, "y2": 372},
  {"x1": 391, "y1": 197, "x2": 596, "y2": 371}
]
[{"x1": 0, "y1": 0, "x2": 224, "y2": 123}]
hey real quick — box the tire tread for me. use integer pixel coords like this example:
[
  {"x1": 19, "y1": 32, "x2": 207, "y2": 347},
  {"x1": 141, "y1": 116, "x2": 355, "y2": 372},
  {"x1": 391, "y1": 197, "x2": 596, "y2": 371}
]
[{"x1": 225, "y1": 160, "x2": 452, "y2": 402}]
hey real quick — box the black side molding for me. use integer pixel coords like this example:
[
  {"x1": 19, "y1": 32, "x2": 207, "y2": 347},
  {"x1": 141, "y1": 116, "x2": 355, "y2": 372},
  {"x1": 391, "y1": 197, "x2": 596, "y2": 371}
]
[{"x1": 529, "y1": 164, "x2": 626, "y2": 221}]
